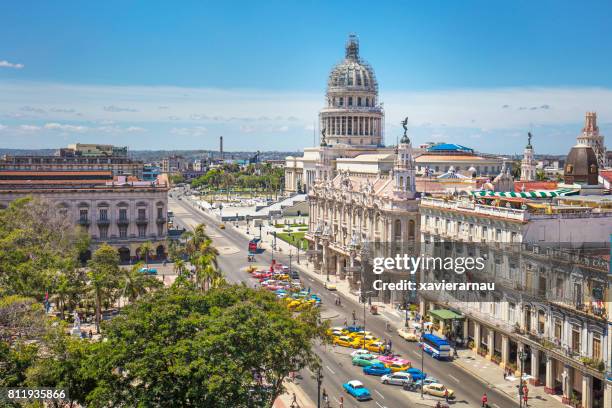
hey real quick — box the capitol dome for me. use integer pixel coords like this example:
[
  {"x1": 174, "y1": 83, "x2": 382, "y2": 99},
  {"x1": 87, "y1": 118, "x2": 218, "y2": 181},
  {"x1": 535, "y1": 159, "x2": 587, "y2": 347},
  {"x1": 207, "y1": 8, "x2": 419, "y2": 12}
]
[
  {"x1": 319, "y1": 35, "x2": 385, "y2": 147},
  {"x1": 327, "y1": 36, "x2": 378, "y2": 93}
]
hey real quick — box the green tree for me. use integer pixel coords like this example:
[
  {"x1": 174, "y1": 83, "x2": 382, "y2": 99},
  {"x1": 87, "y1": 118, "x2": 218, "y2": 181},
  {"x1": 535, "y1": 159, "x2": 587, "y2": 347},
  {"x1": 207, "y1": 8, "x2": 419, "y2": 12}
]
[
  {"x1": 120, "y1": 262, "x2": 163, "y2": 303},
  {"x1": 138, "y1": 241, "x2": 154, "y2": 267},
  {"x1": 87, "y1": 244, "x2": 120, "y2": 333},
  {"x1": 85, "y1": 286, "x2": 324, "y2": 408}
]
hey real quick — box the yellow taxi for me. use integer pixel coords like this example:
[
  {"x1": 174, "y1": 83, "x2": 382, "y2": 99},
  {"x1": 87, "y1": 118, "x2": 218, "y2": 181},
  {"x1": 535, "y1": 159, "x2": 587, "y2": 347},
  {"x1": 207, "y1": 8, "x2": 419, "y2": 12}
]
[
  {"x1": 386, "y1": 362, "x2": 411, "y2": 372},
  {"x1": 366, "y1": 341, "x2": 386, "y2": 353},
  {"x1": 423, "y1": 383, "x2": 454, "y2": 399},
  {"x1": 218, "y1": 224, "x2": 226, "y2": 229},
  {"x1": 287, "y1": 300, "x2": 302, "y2": 310},
  {"x1": 397, "y1": 327, "x2": 419, "y2": 341},
  {"x1": 275, "y1": 274, "x2": 290, "y2": 281},
  {"x1": 326, "y1": 327, "x2": 348, "y2": 337},
  {"x1": 349, "y1": 330, "x2": 374, "y2": 339},
  {"x1": 333, "y1": 335, "x2": 362, "y2": 348}
]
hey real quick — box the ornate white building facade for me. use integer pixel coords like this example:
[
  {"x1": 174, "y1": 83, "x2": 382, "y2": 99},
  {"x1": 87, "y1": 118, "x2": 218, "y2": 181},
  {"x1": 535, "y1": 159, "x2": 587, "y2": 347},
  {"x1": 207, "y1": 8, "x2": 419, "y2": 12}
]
[{"x1": 520, "y1": 132, "x2": 537, "y2": 182}]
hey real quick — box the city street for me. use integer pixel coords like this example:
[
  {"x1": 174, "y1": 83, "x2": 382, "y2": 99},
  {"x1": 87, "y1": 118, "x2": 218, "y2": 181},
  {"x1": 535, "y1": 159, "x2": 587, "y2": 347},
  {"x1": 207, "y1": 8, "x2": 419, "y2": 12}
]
[{"x1": 169, "y1": 195, "x2": 519, "y2": 408}]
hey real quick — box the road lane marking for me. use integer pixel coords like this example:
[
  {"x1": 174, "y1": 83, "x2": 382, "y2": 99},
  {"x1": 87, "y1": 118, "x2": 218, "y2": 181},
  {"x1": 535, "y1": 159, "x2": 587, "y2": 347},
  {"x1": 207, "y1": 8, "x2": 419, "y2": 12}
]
[
  {"x1": 449, "y1": 374, "x2": 459, "y2": 382},
  {"x1": 374, "y1": 390, "x2": 384, "y2": 399},
  {"x1": 375, "y1": 402, "x2": 385, "y2": 408},
  {"x1": 326, "y1": 365, "x2": 335, "y2": 375},
  {"x1": 492, "y1": 404, "x2": 501, "y2": 408}
]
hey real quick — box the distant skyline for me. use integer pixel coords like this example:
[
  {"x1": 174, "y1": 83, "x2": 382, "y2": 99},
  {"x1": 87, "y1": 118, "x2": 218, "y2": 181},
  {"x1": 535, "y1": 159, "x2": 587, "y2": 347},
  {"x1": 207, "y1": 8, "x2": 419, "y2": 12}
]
[{"x1": 1, "y1": 1, "x2": 611, "y2": 154}]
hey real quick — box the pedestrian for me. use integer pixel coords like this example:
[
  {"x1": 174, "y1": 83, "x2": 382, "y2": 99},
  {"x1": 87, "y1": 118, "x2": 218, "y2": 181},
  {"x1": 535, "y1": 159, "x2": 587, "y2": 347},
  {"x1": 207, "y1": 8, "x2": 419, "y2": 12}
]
[
  {"x1": 523, "y1": 392, "x2": 528, "y2": 407},
  {"x1": 339, "y1": 396, "x2": 344, "y2": 408},
  {"x1": 322, "y1": 388, "x2": 328, "y2": 403},
  {"x1": 444, "y1": 388, "x2": 449, "y2": 403},
  {"x1": 503, "y1": 370, "x2": 506, "y2": 380},
  {"x1": 481, "y1": 392, "x2": 488, "y2": 408},
  {"x1": 343, "y1": 318, "x2": 348, "y2": 327},
  {"x1": 88, "y1": 329, "x2": 93, "y2": 339},
  {"x1": 388, "y1": 339, "x2": 393, "y2": 351},
  {"x1": 290, "y1": 392, "x2": 297, "y2": 408}
]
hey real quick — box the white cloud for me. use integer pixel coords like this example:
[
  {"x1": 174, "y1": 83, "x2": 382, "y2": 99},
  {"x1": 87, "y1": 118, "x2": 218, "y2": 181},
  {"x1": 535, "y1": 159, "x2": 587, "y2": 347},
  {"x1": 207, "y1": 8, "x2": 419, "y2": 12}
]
[
  {"x1": 239, "y1": 125, "x2": 256, "y2": 133},
  {"x1": 44, "y1": 122, "x2": 88, "y2": 132},
  {"x1": 171, "y1": 126, "x2": 208, "y2": 137},
  {"x1": 0, "y1": 124, "x2": 7, "y2": 131},
  {"x1": 103, "y1": 105, "x2": 139, "y2": 112},
  {"x1": 126, "y1": 126, "x2": 145, "y2": 133},
  {"x1": 0, "y1": 60, "x2": 24, "y2": 69},
  {"x1": 19, "y1": 124, "x2": 41, "y2": 131}
]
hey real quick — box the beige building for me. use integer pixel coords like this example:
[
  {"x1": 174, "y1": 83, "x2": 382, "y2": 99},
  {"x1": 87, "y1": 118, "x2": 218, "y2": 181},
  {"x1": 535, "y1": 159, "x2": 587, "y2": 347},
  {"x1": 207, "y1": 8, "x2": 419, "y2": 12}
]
[{"x1": 0, "y1": 173, "x2": 169, "y2": 262}]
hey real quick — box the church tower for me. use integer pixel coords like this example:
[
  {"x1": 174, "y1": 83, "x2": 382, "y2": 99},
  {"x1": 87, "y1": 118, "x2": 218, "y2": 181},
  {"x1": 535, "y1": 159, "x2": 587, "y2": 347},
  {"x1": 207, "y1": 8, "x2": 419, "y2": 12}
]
[
  {"x1": 576, "y1": 112, "x2": 606, "y2": 168},
  {"x1": 520, "y1": 132, "x2": 536, "y2": 182},
  {"x1": 393, "y1": 117, "x2": 416, "y2": 198}
]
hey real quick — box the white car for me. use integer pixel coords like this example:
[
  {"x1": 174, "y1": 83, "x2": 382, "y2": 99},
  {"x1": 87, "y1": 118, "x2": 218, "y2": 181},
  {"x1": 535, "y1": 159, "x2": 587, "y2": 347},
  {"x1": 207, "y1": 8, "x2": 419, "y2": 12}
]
[
  {"x1": 351, "y1": 349, "x2": 371, "y2": 358},
  {"x1": 397, "y1": 327, "x2": 419, "y2": 341},
  {"x1": 381, "y1": 372, "x2": 412, "y2": 386}
]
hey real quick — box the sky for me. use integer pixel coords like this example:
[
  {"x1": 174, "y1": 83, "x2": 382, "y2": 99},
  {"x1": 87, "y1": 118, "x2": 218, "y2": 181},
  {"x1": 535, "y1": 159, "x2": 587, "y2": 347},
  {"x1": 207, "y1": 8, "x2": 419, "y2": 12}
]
[{"x1": 1, "y1": 0, "x2": 612, "y2": 154}]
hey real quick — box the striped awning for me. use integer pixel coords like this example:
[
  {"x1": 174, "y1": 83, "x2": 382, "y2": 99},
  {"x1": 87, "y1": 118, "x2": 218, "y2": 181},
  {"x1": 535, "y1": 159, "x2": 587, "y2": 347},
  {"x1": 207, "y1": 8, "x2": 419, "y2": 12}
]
[{"x1": 471, "y1": 188, "x2": 580, "y2": 198}]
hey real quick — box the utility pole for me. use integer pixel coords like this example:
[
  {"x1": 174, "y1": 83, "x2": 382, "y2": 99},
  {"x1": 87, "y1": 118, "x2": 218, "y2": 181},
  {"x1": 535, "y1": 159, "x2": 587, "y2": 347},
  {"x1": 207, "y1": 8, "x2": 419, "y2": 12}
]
[
  {"x1": 518, "y1": 350, "x2": 526, "y2": 408},
  {"x1": 420, "y1": 334, "x2": 424, "y2": 399},
  {"x1": 316, "y1": 367, "x2": 323, "y2": 408}
]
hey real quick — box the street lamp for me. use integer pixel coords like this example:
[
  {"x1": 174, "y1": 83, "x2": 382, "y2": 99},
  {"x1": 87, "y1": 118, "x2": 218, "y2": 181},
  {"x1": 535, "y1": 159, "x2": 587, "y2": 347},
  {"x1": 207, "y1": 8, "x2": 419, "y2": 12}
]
[
  {"x1": 420, "y1": 334, "x2": 425, "y2": 400},
  {"x1": 361, "y1": 290, "x2": 373, "y2": 350},
  {"x1": 289, "y1": 249, "x2": 293, "y2": 274},
  {"x1": 518, "y1": 349, "x2": 528, "y2": 408},
  {"x1": 316, "y1": 367, "x2": 323, "y2": 408}
]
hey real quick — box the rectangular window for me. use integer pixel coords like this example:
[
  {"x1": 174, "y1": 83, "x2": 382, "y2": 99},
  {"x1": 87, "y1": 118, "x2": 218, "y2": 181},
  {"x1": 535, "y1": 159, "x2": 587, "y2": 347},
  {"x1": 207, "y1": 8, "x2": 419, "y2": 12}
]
[
  {"x1": 138, "y1": 224, "x2": 146, "y2": 238},
  {"x1": 138, "y1": 208, "x2": 146, "y2": 220},
  {"x1": 357, "y1": 97, "x2": 362, "y2": 106},
  {"x1": 99, "y1": 208, "x2": 108, "y2": 221},
  {"x1": 99, "y1": 225, "x2": 108, "y2": 240},
  {"x1": 571, "y1": 327, "x2": 581, "y2": 352},
  {"x1": 119, "y1": 225, "x2": 128, "y2": 239},
  {"x1": 348, "y1": 96, "x2": 353, "y2": 106},
  {"x1": 592, "y1": 335, "x2": 601, "y2": 360},
  {"x1": 554, "y1": 320, "x2": 562, "y2": 341},
  {"x1": 157, "y1": 207, "x2": 163, "y2": 219},
  {"x1": 119, "y1": 208, "x2": 128, "y2": 220},
  {"x1": 79, "y1": 209, "x2": 88, "y2": 220}
]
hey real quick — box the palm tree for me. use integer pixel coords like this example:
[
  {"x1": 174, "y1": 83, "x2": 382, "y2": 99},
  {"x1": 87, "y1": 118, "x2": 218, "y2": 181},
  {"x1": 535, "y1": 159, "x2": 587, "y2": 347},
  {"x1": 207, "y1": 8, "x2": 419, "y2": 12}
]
[
  {"x1": 87, "y1": 244, "x2": 120, "y2": 333},
  {"x1": 139, "y1": 241, "x2": 153, "y2": 267},
  {"x1": 183, "y1": 224, "x2": 211, "y2": 256},
  {"x1": 121, "y1": 262, "x2": 163, "y2": 303}
]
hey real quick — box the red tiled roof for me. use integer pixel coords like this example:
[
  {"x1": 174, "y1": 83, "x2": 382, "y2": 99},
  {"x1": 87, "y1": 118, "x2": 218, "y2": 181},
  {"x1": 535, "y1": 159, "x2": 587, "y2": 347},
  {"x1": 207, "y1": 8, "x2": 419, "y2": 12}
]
[
  {"x1": 599, "y1": 170, "x2": 612, "y2": 183},
  {"x1": 513, "y1": 181, "x2": 558, "y2": 192}
]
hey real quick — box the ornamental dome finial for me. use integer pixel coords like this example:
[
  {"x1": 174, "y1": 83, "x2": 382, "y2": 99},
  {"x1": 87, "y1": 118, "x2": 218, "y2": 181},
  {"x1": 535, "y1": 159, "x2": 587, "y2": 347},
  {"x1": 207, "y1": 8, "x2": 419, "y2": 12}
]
[{"x1": 345, "y1": 34, "x2": 359, "y2": 60}]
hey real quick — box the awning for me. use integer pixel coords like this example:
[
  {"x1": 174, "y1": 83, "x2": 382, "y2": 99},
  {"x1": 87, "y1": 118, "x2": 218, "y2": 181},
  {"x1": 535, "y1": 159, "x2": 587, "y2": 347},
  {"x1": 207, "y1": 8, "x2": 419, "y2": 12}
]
[
  {"x1": 471, "y1": 188, "x2": 579, "y2": 198},
  {"x1": 429, "y1": 309, "x2": 463, "y2": 320}
]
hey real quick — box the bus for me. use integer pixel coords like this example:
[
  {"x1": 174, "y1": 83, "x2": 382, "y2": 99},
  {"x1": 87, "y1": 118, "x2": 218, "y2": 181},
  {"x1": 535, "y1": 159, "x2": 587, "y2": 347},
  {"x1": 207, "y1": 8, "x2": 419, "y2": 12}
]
[
  {"x1": 248, "y1": 238, "x2": 261, "y2": 254},
  {"x1": 419, "y1": 333, "x2": 451, "y2": 360}
]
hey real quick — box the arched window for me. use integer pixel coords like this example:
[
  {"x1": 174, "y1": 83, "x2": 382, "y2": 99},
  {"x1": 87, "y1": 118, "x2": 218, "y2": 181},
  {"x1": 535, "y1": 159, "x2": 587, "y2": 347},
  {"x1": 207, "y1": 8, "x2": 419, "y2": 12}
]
[
  {"x1": 394, "y1": 219, "x2": 402, "y2": 241},
  {"x1": 408, "y1": 220, "x2": 416, "y2": 239}
]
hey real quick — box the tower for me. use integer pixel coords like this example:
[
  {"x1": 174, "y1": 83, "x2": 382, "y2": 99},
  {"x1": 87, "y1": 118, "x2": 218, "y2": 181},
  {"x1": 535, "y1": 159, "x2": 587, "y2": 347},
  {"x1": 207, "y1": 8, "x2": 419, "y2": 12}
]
[
  {"x1": 315, "y1": 128, "x2": 334, "y2": 182},
  {"x1": 576, "y1": 112, "x2": 606, "y2": 168},
  {"x1": 520, "y1": 132, "x2": 536, "y2": 181},
  {"x1": 393, "y1": 117, "x2": 416, "y2": 198},
  {"x1": 219, "y1": 136, "x2": 224, "y2": 160}
]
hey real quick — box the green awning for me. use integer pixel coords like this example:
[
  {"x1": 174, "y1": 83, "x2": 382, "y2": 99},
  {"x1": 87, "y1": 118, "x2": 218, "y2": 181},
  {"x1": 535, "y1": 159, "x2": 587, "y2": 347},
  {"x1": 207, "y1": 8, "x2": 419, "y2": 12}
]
[
  {"x1": 471, "y1": 188, "x2": 579, "y2": 198},
  {"x1": 429, "y1": 309, "x2": 463, "y2": 320}
]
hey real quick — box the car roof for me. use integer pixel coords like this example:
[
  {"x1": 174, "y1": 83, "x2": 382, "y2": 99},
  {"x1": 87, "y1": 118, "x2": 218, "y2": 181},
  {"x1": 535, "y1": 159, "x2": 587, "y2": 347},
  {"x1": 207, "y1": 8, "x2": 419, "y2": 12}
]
[{"x1": 347, "y1": 380, "x2": 363, "y2": 387}]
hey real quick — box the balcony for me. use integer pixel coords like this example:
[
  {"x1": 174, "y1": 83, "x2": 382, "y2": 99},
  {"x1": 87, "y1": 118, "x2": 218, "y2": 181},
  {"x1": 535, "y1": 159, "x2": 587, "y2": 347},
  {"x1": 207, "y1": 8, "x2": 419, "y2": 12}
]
[
  {"x1": 97, "y1": 218, "x2": 110, "y2": 225},
  {"x1": 117, "y1": 217, "x2": 129, "y2": 225},
  {"x1": 156, "y1": 216, "x2": 166, "y2": 224},
  {"x1": 136, "y1": 217, "x2": 148, "y2": 225},
  {"x1": 78, "y1": 218, "x2": 90, "y2": 226}
]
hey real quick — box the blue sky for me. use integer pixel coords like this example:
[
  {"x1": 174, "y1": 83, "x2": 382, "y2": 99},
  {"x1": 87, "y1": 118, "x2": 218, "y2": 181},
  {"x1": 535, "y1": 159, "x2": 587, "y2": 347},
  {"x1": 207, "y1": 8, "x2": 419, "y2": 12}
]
[{"x1": 1, "y1": 0, "x2": 612, "y2": 153}]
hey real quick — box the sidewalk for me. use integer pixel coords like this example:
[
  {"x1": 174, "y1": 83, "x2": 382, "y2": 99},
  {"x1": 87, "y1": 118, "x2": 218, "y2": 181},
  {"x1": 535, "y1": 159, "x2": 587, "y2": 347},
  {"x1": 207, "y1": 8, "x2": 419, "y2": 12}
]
[
  {"x1": 274, "y1": 380, "x2": 316, "y2": 408},
  {"x1": 453, "y1": 349, "x2": 567, "y2": 408}
]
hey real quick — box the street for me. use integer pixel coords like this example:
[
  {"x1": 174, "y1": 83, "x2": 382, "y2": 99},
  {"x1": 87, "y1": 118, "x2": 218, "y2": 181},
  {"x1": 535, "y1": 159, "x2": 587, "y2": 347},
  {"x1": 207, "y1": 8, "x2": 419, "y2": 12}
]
[{"x1": 169, "y1": 195, "x2": 518, "y2": 408}]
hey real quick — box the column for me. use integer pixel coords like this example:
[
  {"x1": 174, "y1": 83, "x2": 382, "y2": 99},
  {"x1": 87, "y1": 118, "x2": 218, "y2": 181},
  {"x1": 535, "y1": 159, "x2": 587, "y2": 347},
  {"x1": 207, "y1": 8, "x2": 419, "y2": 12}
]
[
  {"x1": 515, "y1": 342, "x2": 524, "y2": 377},
  {"x1": 462, "y1": 319, "x2": 469, "y2": 344},
  {"x1": 487, "y1": 329, "x2": 494, "y2": 359},
  {"x1": 419, "y1": 298, "x2": 426, "y2": 317},
  {"x1": 500, "y1": 335, "x2": 510, "y2": 369},
  {"x1": 544, "y1": 355, "x2": 555, "y2": 394},
  {"x1": 562, "y1": 366, "x2": 573, "y2": 405},
  {"x1": 604, "y1": 380, "x2": 612, "y2": 408},
  {"x1": 473, "y1": 322, "x2": 481, "y2": 353},
  {"x1": 337, "y1": 256, "x2": 345, "y2": 280},
  {"x1": 530, "y1": 348, "x2": 540, "y2": 385},
  {"x1": 581, "y1": 374, "x2": 592, "y2": 408}
]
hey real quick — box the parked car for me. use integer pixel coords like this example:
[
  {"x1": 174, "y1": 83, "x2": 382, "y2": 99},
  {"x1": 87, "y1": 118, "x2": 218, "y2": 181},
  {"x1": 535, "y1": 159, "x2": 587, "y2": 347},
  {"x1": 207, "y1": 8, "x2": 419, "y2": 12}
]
[
  {"x1": 381, "y1": 372, "x2": 413, "y2": 386},
  {"x1": 333, "y1": 335, "x2": 361, "y2": 348},
  {"x1": 351, "y1": 354, "x2": 381, "y2": 367},
  {"x1": 405, "y1": 367, "x2": 427, "y2": 381},
  {"x1": 423, "y1": 383, "x2": 454, "y2": 399},
  {"x1": 363, "y1": 363, "x2": 391, "y2": 376},
  {"x1": 342, "y1": 380, "x2": 372, "y2": 401},
  {"x1": 386, "y1": 362, "x2": 411, "y2": 372},
  {"x1": 365, "y1": 341, "x2": 386, "y2": 353},
  {"x1": 378, "y1": 355, "x2": 410, "y2": 366},
  {"x1": 397, "y1": 327, "x2": 419, "y2": 341},
  {"x1": 139, "y1": 267, "x2": 157, "y2": 275},
  {"x1": 414, "y1": 377, "x2": 440, "y2": 389},
  {"x1": 350, "y1": 349, "x2": 371, "y2": 358}
]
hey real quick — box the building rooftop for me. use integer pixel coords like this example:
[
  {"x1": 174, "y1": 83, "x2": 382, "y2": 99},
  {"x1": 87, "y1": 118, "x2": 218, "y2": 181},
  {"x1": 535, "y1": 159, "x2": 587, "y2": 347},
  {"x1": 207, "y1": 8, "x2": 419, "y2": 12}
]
[{"x1": 426, "y1": 143, "x2": 474, "y2": 153}]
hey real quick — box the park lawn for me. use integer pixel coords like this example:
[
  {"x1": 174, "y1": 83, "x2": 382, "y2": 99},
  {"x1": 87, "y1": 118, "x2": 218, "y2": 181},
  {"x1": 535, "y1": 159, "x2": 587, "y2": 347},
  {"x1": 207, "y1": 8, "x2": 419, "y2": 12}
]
[{"x1": 276, "y1": 232, "x2": 308, "y2": 251}]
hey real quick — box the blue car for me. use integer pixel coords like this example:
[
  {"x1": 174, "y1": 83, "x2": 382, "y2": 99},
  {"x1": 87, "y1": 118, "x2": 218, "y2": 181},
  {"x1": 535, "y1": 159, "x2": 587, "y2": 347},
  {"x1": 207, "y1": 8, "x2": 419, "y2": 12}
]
[
  {"x1": 139, "y1": 267, "x2": 157, "y2": 275},
  {"x1": 343, "y1": 380, "x2": 372, "y2": 401},
  {"x1": 363, "y1": 363, "x2": 392, "y2": 376},
  {"x1": 405, "y1": 367, "x2": 427, "y2": 381},
  {"x1": 345, "y1": 325, "x2": 364, "y2": 333}
]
